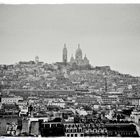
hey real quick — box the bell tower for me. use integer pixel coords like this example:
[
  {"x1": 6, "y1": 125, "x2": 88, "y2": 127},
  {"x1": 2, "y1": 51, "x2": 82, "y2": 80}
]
[{"x1": 62, "y1": 43, "x2": 67, "y2": 65}]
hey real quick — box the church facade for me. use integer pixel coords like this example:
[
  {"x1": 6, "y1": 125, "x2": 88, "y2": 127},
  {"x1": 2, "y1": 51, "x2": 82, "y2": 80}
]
[{"x1": 62, "y1": 44, "x2": 90, "y2": 68}]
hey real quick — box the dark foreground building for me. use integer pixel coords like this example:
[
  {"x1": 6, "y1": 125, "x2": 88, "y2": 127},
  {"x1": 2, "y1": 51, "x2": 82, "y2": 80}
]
[
  {"x1": 38, "y1": 119, "x2": 139, "y2": 137},
  {"x1": 39, "y1": 121, "x2": 65, "y2": 137},
  {"x1": 105, "y1": 123, "x2": 139, "y2": 137}
]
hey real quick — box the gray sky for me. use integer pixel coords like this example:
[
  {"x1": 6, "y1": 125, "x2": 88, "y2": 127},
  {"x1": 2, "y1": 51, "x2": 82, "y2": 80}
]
[{"x1": 0, "y1": 4, "x2": 140, "y2": 76}]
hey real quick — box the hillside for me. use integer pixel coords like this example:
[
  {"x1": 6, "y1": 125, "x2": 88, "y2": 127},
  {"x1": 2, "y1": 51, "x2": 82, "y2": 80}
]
[{"x1": 0, "y1": 63, "x2": 140, "y2": 97}]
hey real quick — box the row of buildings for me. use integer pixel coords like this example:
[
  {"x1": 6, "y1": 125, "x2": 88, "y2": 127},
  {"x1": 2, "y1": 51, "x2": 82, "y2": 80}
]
[{"x1": 0, "y1": 89, "x2": 140, "y2": 136}]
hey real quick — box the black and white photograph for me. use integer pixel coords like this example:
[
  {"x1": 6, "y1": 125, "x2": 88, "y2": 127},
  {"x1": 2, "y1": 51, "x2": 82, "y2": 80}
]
[{"x1": 0, "y1": 1, "x2": 140, "y2": 138}]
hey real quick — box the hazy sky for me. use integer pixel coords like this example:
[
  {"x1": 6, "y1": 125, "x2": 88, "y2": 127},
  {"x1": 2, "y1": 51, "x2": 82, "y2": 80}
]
[{"x1": 0, "y1": 4, "x2": 140, "y2": 76}]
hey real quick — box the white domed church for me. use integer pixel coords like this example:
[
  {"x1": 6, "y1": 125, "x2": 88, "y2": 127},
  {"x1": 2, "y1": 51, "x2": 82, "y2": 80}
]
[{"x1": 62, "y1": 44, "x2": 90, "y2": 67}]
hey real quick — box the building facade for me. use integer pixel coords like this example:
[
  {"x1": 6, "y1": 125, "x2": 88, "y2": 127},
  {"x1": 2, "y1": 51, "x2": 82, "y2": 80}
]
[
  {"x1": 1, "y1": 96, "x2": 23, "y2": 104},
  {"x1": 62, "y1": 44, "x2": 90, "y2": 67},
  {"x1": 70, "y1": 44, "x2": 89, "y2": 66}
]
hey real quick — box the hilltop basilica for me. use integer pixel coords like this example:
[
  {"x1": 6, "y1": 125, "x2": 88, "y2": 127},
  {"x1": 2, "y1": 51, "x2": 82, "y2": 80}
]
[{"x1": 62, "y1": 44, "x2": 90, "y2": 69}]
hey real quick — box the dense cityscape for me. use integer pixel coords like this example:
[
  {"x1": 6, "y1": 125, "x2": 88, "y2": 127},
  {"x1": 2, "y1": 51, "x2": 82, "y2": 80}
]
[{"x1": 0, "y1": 45, "x2": 140, "y2": 137}]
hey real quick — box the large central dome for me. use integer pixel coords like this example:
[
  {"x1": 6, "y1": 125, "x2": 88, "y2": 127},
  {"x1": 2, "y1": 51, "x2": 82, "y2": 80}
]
[{"x1": 75, "y1": 44, "x2": 82, "y2": 60}]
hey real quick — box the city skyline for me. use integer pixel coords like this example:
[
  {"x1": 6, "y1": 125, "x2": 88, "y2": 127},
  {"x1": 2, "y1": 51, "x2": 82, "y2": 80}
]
[
  {"x1": 0, "y1": 4, "x2": 140, "y2": 76},
  {"x1": 1, "y1": 3, "x2": 140, "y2": 138}
]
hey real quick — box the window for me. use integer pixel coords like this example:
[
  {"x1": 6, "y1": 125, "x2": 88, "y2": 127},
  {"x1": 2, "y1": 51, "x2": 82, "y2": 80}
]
[
  {"x1": 57, "y1": 124, "x2": 61, "y2": 127},
  {"x1": 75, "y1": 134, "x2": 77, "y2": 137},
  {"x1": 45, "y1": 124, "x2": 50, "y2": 128},
  {"x1": 71, "y1": 134, "x2": 73, "y2": 137},
  {"x1": 94, "y1": 129, "x2": 97, "y2": 133},
  {"x1": 99, "y1": 129, "x2": 102, "y2": 133},
  {"x1": 81, "y1": 134, "x2": 84, "y2": 137},
  {"x1": 67, "y1": 134, "x2": 70, "y2": 137},
  {"x1": 52, "y1": 124, "x2": 56, "y2": 128}
]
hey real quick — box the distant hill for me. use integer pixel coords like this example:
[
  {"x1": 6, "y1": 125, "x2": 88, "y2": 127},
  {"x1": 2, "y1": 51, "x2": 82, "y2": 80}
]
[{"x1": 0, "y1": 63, "x2": 140, "y2": 96}]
